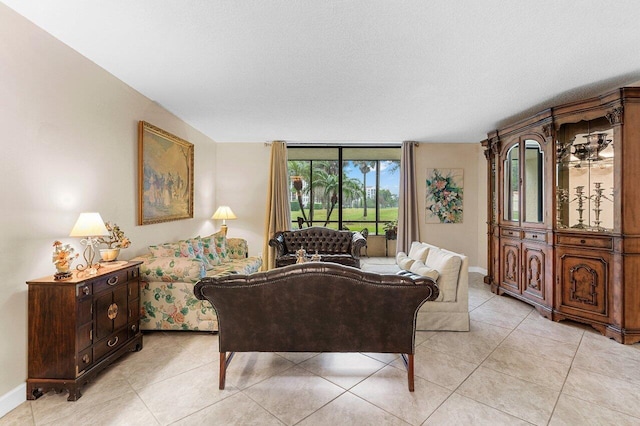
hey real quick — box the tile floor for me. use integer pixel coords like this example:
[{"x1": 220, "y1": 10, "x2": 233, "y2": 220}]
[{"x1": 3, "y1": 262, "x2": 640, "y2": 425}]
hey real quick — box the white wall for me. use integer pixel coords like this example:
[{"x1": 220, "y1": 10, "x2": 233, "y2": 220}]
[
  {"x1": 414, "y1": 143, "x2": 487, "y2": 269},
  {"x1": 214, "y1": 143, "x2": 271, "y2": 255},
  {"x1": 0, "y1": 4, "x2": 218, "y2": 411}
]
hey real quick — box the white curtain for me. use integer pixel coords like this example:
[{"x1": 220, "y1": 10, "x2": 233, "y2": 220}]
[
  {"x1": 262, "y1": 141, "x2": 291, "y2": 270},
  {"x1": 397, "y1": 141, "x2": 420, "y2": 254}
]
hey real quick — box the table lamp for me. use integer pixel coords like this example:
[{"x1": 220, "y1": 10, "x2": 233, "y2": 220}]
[
  {"x1": 212, "y1": 206, "x2": 237, "y2": 235},
  {"x1": 70, "y1": 212, "x2": 109, "y2": 275}
]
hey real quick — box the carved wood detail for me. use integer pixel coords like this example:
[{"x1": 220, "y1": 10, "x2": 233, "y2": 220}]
[
  {"x1": 606, "y1": 106, "x2": 623, "y2": 125},
  {"x1": 542, "y1": 124, "x2": 553, "y2": 143},
  {"x1": 505, "y1": 248, "x2": 517, "y2": 282},
  {"x1": 527, "y1": 253, "x2": 542, "y2": 291},
  {"x1": 569, "y1": 263, "x2": 598, "y2": 306}
]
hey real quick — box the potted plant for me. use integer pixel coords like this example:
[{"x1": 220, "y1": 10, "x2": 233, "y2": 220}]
[
  {"x1": 383, "y1": 220, "x2": 398, "y2": 240},
  {"x1": 97, "y1": 222, "x2": 131, "y2": 262}
]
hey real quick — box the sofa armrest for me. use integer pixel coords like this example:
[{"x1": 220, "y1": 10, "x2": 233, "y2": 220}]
[
  {"x1": 138, "y1": 256, "x2": 206, "y2": 283},
  {"x1": 268, "y1": 232, "x2": 287, "y2": 257},
  {"x1": 227, "y1": 238, "x2": 249, "y2": 259},
  {"x1": 351, "y1": 231, "x2": 366, "y2": 259}
]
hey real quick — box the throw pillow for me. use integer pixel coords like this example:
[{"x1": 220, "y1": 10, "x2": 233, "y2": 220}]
[
  {"x1": 209, "y1": 231, "x2": 229, "y2": 262},
  {"x1": 186, "y1": 237, "x2": 214, "y2": 271},
  {"x1": 409, "y1": 260, "x2": 440, "y2": 281},
  {"x1": 396, "y1": 252, "x2": 416, "y2": 270},
  {"x1": 200, "y1": 235, "x2": 223, "y2": 266},
  {"x1": 408, "y1": 242, "x2": 430, "y2": 263},
  {"x1": 425, "y1": 248, "x2": 462, "y2": 302}
]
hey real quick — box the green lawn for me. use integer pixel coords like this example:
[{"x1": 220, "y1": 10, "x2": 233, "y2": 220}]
[{"x1": 290, "y1": 207, "x2": 397, "y2": 233}]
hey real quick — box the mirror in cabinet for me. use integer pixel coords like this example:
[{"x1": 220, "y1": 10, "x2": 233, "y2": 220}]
[
  {"x1": 523, "y1": 140, "x2": 544, "y2": 223},
  {"x1": 556, "y1": 117, "x2": 614, "y2": 231},
  {"x1": 503, "y1": 139, "x2": 545, "y2": 224},
  {"x1": 503, "y1": 144, "x2": 519, "y2": 222}
]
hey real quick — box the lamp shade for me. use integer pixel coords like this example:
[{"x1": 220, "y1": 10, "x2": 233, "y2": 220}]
[
  {"x1": 69, "y1": 212, "x2": 109, "y2": 237},
  {"x1": 211, "y1": 206, "x2": 237, "y2": 221}
]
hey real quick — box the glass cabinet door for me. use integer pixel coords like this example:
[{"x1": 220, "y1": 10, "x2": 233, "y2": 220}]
[
  {"x1": 556, "y1": 117, "x2": 614, "y2": 231},
  {"x1": 523, "y1": 139, "x2": 544, "y2": 223},
  {"x1": 504, "y1": 144, "x2": 520, "y2": 222}
]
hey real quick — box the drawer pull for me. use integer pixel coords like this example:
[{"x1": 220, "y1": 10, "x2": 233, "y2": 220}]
[
  {"x1": 82, "y1": 286, "x2": 90, "y2": 295},
  {"x1": 532, "y1": 234, "x2": 538, "y2": 239},
  {"x1": 107, "y1": 336, "x2": 119, "y2": 347},
  {"x1": 107, "y1": 303, "x2": 118, "y2": 320},
  {"x1": 131, "y1": 324, "x2": 138, "y2": 332},
  {"x1": 107, "y1": 276, "x2": 119, "y2": 286},
  {"x1": 580, "y1": 239, "x2": 586, "y2": 244},
  {"x1": 507, "y1": 231, "x2": 514, "y2": 235},
  {"x1": 82, "y1": 354, "x2": 90, "y2": 364}
]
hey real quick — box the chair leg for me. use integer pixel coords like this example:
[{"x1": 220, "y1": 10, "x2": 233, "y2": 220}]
[
  {"x1": 407, "y1": 354, "x2": 415, "y2": 392},
  {"x1": 219, "y1": 352, "x2": 227, "y2": 389}
]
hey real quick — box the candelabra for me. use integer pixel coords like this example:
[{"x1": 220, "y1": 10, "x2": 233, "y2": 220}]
[
  {"x1": 570, "y1": 186, "x2": 589, "y2": 229},
  {"x1": 591, "y1": 182, "x2": 612, "y2": 231},
  {"x1": 556, "y1": 188, "x2": 569, "y2": 228}
]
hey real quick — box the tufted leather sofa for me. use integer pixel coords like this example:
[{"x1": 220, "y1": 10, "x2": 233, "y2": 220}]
[
  {"x1": 269, "y1": 226, "x2": 366, "y2": 268},
  {"x1": 194, "y1": 262, "x2": 439, "y2": 391}
]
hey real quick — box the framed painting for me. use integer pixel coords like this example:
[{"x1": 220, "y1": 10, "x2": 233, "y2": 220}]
[
  {"x1": 425, "y1": 168, "x2": 463, "y2": 223},
  {"x1": 138, "y1": 121, "x2": 194, "y2": 225}
]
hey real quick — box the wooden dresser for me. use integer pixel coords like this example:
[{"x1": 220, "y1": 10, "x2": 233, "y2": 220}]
[{"x1": 26, "y1": 261, "x2": 143, "y2": 401}]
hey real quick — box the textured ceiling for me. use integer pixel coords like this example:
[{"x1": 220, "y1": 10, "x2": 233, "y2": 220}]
[{"x1": 4, "y1": 0, "x2": 640, "y2": 143}]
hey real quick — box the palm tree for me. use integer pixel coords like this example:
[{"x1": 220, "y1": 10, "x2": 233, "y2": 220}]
[
  {"x1": 289, "y1": 161, "x2": 310, "y2": 226},
  {"x1": 352, "y1": 161, "x2": 376, "y2": 217},
  {"x1": 314, "y1": 165, "x2": 362, "y2": 226}
]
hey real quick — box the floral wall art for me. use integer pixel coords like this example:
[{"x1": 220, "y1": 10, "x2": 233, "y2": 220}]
[{"x1": 425, "y1": 168, "x2": 463, "y2": 223}]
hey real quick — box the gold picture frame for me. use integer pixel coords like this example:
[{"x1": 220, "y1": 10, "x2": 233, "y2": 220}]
[{"x1": 138, "y1": 121, "x2": 194, "y2": 225}]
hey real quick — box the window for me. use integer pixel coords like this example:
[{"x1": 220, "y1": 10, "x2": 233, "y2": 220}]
[{"x1": 288, "y1": 146, "x2": 400, "y2": 234}]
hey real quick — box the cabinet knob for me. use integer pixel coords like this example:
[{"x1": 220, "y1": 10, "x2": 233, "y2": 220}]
[
  {"x1": 82, "y1": 354, "x2": 90, "y2": 364},
  {"x1": 131, "y1": 324, "x2": 137, "y2": 332},
  {"x1": 532, "y1": 234, "x2": 538, "y2": 239},
  {"x1": 82, "y1": 286, "x2": 90, "y2": 295},
  {"x1": 580, "y1": 239, "x2": 586, "y2": 244}
]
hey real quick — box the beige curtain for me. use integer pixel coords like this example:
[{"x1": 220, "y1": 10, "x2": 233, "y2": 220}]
[
  {"x1": 262, "y1": 141, "x2": 291, "y2": 270},
  {"x1": 397, "y1": 141, "x2": 420, "y2": 254}
]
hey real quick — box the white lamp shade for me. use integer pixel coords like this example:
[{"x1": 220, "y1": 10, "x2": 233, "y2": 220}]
[
  {"x1": 69, "y1": 212, "x2": 109, "y2": 237},
  {"x1": 211, "y1": 206, "x2": 237, "y2": 221}
]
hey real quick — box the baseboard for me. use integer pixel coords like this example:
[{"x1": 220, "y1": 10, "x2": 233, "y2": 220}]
[
  {"x1": 0, "y1": 383, "x2": 25, "y2": 419},
  {"x1": 469, "y1": 266, "x2": 488, "y2": 275}
]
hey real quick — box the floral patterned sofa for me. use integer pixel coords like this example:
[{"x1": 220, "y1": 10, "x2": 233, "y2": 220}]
[{"x1": 131, "y1": 231, "x2": 262, "y2": 331}]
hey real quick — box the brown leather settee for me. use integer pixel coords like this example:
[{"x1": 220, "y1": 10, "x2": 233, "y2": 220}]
[
  {"x1": 268, "y1": 227, "x2": 366, "y2": 268},
  {"x1": 193, "y1": 262, "x2": 439, "y2": 391}
]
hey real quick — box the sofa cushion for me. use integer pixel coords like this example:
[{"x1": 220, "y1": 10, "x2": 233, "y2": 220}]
[
  {"x1": 426, "y1": 248, "x2": 462, "y2": 302},
  {"x1": 408, "y1": 242, "x2": 431, "y2": 263},
  {"x1": 140, "y1": 256, "x2": 206, "y2": 283},
  {"x1": 396, "y1": 252, "x2": 416, "y2": 270},
  {"x1": 149, "y1": 241, "x2": 195, "y2": 258}
]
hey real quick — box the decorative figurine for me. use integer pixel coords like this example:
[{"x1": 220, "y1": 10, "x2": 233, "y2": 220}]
[{"x1": 296, "y1": 247, "x2": 307, "y2": 264}]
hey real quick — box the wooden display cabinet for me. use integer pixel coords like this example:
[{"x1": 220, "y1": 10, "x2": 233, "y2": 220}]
[
  {"x1": 26, "y1": 261, "x2": 143, "y2": 401},
  {"x1": 483, "y1": 87, "x2": 640, "y2": 344}
]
